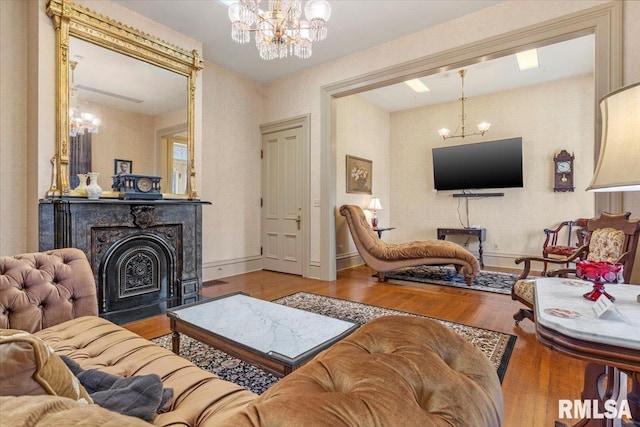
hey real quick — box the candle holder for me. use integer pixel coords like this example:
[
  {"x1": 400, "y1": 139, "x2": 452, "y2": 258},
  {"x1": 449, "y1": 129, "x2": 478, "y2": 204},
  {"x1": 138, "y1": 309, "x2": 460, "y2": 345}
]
[{"x1": 575, "y1": 260, "x2": 623, "y2": 302}]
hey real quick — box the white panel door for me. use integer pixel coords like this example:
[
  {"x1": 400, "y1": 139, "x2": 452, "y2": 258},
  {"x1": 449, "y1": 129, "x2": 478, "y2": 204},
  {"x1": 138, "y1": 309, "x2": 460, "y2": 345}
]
[{"x1": 262, "y1": 127, "x2": 303, "y2": 275}]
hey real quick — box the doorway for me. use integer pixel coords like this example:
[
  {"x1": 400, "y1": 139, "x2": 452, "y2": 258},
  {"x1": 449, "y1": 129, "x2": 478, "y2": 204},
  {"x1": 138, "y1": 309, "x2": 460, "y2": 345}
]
[
  {"x1": 319, "y1": 3, "x2": 621, "y2": 281},
  {"x1": 261, "y1": 115, "x2": 311, "y2": 276}
]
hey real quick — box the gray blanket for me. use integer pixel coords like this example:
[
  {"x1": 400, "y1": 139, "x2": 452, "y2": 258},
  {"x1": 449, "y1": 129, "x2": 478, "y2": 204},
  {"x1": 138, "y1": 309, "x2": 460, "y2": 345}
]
[{"x1": 61, "y1": 355, "x2": 173, "y2": 422}]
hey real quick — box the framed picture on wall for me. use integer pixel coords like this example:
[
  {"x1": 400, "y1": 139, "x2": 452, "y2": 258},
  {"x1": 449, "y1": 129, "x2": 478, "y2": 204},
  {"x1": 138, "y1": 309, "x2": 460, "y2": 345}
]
[
  {"x1": 346, "y1": 155, "x2": 372, "y2": 194},
  {"x1": 114, "y1": 159, "x2": 132, "y2": 175}
]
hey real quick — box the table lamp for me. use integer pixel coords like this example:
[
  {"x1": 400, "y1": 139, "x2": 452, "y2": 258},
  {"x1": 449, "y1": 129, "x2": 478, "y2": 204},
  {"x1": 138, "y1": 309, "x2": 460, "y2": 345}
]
[
  {"x1": 587, "y1": 81, "x2": 640, "y2": 302},
  {"x1": 368, "y1": 198, "x2": 383, "y2": 227},
  {"x1": 587, "y1": 81, "x2": 640, "y2": 192}
]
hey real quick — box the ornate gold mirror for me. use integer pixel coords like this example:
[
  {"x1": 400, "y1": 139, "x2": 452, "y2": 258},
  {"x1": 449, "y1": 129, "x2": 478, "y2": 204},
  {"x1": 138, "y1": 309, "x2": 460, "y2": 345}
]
[{"x1": 46, "y1": 0, "x2": 203, "y2": 199}]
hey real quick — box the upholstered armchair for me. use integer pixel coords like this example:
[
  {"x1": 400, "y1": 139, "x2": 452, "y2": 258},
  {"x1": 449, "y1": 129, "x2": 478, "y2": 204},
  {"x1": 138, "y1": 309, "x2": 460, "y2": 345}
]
[
  {"x1": 541, "y1": 218, "x2": 589, "y2": 275},
  {"x1": 511, "y1": 212, "x2": 640, "y2": 325}
]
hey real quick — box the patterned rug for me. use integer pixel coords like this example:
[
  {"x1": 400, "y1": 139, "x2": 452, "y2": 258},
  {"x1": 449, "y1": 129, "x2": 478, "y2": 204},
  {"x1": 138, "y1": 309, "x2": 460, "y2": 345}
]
[
  {"x1": 385, "y1": 265, "x2": 519, "y2": 294},
  {"x1": 152, "y1": 292, "x2": 516, "y2": 394}
]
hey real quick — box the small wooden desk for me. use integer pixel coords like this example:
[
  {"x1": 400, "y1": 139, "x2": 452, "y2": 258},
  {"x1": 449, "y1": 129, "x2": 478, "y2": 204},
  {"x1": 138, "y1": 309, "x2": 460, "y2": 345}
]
[
  {"x1": 534, "y1": 278, "x2": 640, "y2": 426},
  {"x1": 437, "y1": 227, "x2": 486, "y2": 268}
]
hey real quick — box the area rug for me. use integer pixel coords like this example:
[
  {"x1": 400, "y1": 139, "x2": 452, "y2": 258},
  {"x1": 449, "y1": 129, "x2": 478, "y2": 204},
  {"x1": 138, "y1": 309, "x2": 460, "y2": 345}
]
[
  {"x1": 385, "y1": 265, "x2": 519, "y2": 294},
  {"x1": 152, "y1": 292, "x2": 516, "y2": 394}
]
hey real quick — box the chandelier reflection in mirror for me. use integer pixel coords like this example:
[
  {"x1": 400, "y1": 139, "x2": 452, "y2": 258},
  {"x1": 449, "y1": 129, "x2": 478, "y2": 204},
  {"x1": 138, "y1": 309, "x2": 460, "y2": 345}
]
[
  {"x1": 438, "y1": 69, "x2": 491, "y2": 140},
  {"x1": 69, "y1": 60, "x2": 101, "y2": 137},
  {"x1": 227, "y1": 0, "x2": 331, "y2": 60}
]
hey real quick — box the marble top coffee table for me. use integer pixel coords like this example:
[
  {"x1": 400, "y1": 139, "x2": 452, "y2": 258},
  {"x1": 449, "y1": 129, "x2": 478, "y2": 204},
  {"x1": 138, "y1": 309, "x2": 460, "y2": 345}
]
[{"x1": 167, "y1": 292, "x2": 359, "y2": 376}]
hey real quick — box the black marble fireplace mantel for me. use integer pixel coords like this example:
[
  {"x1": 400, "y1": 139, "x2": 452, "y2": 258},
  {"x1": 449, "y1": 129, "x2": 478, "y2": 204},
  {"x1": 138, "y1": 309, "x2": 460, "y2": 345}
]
[{"x1": 39, "y1": 199, "x2": 210, "y2": 323}]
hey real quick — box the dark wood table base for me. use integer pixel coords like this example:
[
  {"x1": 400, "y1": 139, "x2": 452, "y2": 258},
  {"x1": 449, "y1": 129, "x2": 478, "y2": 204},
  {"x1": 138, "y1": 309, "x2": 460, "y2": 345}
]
[{"x1": 554, "y1": 364, "x2": 639, "y2": 427}]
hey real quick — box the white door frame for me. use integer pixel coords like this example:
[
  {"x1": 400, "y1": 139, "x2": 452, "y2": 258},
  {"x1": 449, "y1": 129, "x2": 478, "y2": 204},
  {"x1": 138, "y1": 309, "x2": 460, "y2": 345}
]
[{"x1": 260, "y1": 114, "x2": 311, "y2": 278}]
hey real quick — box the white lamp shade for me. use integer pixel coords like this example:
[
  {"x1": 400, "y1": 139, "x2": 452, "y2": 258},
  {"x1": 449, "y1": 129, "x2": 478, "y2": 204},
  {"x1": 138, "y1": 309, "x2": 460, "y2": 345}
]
[
  {"x1": 368, "y1": 198, "x2": 382, "y2": 211},
  {"x1": 587, "y1": 82, "x2": 640, "y2": 192},
  {"x1": 228, "y1": 2, "x2": 241, "y2": 22},
  {"x1": 438, "y1": 128, "x2": 450, "y2": 137},
  {"x1": 304, "y1": 0, "x2": 331, "y2": 21},
  {"x1": 477, "y1": 122, "x2": 491, "y2": 132}
]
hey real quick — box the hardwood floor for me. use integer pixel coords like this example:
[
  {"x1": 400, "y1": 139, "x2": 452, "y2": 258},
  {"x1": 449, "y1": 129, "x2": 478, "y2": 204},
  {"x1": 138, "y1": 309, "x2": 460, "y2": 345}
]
[{"x1": 125, "y1": 265, "x2": 588, "y2": 426}]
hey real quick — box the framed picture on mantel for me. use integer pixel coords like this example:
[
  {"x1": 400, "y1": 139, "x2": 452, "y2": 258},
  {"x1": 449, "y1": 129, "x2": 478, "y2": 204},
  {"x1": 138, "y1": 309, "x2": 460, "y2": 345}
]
[
  {"x1": 114, "y1": 159, "x2": 132, "y2": 175},
  {"x1": 346, "y1": 155, "x2": 372, "y2": 195}
]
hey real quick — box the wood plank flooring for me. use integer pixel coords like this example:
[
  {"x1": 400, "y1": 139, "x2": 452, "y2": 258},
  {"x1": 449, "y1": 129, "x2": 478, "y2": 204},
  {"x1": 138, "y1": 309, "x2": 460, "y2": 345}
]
[{"x1": 125, "y1": 265, "x2": 588, "y2": 426}]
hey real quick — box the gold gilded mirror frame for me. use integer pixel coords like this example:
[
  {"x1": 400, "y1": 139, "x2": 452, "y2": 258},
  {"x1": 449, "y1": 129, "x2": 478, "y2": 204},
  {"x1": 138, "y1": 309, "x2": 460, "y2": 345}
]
[{"x1": 46, "y1": 0, "x2": 203, "y2": 199}]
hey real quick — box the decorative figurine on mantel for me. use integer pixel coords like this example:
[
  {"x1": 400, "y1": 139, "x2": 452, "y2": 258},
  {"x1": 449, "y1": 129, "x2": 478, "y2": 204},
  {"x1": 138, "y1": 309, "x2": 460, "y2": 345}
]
[
  {"x1": 112, "y1": 174, "x2": 162, "y2": 200},
  {"x1": 74, "y1": 173, "x2": 88, "y2": 194},
  {"x1": 86, "y1": 172, "x2": 102, "y2": 200}
]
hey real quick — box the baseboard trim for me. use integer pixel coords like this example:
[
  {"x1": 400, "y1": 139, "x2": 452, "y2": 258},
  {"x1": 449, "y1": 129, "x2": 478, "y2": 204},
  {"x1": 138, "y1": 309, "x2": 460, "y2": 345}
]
[
  {"x1": 203, "y1": 256, "x2": 327, "y2": 281},
  {"x1": 307, "y1": 261, "x2": 322, "y2": 279},
  {"x1": 337, "y1": 251, "x2": 363, "y2": 271},
  {"x1": 203, "y1": 255, "x2": 262, "y2": 281},
  {"x1": 483, "y1": 252, "x2": 535, "y2": 271}
]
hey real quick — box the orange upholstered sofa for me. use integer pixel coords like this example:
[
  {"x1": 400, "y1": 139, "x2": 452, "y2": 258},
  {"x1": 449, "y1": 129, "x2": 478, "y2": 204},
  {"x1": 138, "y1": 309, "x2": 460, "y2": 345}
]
[
  {"x1": 0, "y1": 249, "x2": 502, "y2": 426},
  {"x1": 340, "y1": 204, "x2": 480, "y2": 284}
]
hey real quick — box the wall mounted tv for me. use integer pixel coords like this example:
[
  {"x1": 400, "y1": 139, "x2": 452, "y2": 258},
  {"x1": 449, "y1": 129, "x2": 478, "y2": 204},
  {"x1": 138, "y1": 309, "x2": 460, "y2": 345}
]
[{"x1": 432, "y1": 137, "x2": 523, "y2": 195}]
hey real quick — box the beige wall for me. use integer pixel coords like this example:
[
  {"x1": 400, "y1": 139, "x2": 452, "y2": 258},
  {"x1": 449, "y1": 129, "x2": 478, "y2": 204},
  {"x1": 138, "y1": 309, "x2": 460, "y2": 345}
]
[
  {"x1": 0, "y1": 0, "x2": 202, "y2": 257},
  {"x1": 334, "y1": 75, "x2": 595, "y2": 270},
  {"x1": 199, "y1": 61, "x2": 265, "y2": 280},
  {"x1": 389, "y1": 75, "x2": 595, "y2": 267},
  {"x1": 335, "y1": 96, "x2": 391, "y2": 269},
  {"x1": 3, "y1": 1, "x2": 640, "y2": 280},
  {"x1": 264, "y1": 1, "x2": 640, "y2": 277},
  {"x1": 0, "y1": 0, "x2": 28, "y2": 255},
  {"x1": 85, "y1": 101, "x2": 156, "y2": 189},
  {"x1": 263, "y1": 1, "x2": 618, "y2": 273}
]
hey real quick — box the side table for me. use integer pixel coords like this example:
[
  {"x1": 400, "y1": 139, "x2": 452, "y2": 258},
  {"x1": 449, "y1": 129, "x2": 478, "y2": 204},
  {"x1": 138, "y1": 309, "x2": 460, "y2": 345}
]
[
  {"x1": 372, "y1": 227, "x2": 395, "y2": 239},
  {"x1": 437, "y1": 227, "x2": 486, "y2": 268},
  {"x1": 534, "y1": 278, "x2": 640, "y2": 426}
]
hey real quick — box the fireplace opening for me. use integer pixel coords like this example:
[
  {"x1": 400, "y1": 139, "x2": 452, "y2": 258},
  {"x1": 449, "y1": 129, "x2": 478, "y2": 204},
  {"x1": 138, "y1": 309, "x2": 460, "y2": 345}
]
[{"x1": 99, "y1": 234, "x2": 176, "y2": 320}]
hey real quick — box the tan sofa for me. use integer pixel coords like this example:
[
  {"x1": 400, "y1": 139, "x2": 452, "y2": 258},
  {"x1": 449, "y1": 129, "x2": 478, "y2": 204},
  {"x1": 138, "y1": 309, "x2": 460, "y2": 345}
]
[
  {"x1": 340, "y1": 204, "x2": 480, "y2": 284},
  {"x1": 0, "y1": 249, "x2": 503, "y2": 426}
]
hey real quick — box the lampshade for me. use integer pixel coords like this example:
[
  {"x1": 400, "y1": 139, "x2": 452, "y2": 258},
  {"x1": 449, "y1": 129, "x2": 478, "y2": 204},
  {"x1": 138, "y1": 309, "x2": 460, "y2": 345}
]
[
  {"x1": 587, "y1": 81, "x2": 640, "y2": 192},
  {"x1": 368, "y1": 198, "x2": 383, "y2": 211}
]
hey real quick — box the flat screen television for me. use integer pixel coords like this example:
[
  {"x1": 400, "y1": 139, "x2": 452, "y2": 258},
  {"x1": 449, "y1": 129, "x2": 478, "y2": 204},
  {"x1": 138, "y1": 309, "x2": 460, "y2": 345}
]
[{"x1": 432, "y1": 137, "x2": 523, "y2": 192}]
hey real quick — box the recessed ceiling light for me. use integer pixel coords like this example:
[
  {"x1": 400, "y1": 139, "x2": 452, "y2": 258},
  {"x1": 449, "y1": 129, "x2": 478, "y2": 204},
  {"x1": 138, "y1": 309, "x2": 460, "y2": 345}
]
[
  {"x1": 516, "y1": 49, "x2": 539, "y2": 71},
  {"x1": 404, "y1": 79, "x2": 430, "y2": 93}
]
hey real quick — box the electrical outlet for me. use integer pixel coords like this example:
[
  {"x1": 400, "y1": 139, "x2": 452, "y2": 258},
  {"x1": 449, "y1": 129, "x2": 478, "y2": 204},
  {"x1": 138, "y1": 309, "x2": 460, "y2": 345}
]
[{"x1": 313, "y1": 200, "x2": 320, "y2": 207}]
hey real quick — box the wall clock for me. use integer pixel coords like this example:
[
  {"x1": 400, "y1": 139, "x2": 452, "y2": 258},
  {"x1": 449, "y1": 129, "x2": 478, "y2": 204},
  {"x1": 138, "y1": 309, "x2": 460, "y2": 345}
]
[{"x1": 553, "y1": 149, "x2": 574, "y2": 192}]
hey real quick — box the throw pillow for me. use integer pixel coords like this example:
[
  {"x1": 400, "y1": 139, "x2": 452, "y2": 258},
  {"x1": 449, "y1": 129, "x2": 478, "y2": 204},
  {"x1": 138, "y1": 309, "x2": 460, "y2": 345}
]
[
  {"x1": 0, "y1": 329, "x2": 92, "y2": 403},
  {"x1": 587, "y1": 228, "x2": 625, "y2": 263}
]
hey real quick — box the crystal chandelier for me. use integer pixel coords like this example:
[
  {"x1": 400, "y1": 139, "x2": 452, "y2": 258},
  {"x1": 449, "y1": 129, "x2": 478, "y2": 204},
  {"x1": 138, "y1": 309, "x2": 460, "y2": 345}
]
[
  {"x1": 69, "y1": 60, "x2": 101, "y2": 137},
  {"x1": 227, "y1": 0, "x2": 331, "y2": 60},
  {"x1": 438, "y1": 70, "x2": 491, "y2": 140}
]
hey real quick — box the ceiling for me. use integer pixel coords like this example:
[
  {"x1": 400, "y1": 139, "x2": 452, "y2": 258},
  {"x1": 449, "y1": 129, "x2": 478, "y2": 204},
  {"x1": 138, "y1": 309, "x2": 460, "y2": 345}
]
[
  {"x1": 111, "y1": 0, "x2": 503, "y2": 83},
  {"x1": 359, "y1": 35, "x2": 595, "y2": 112},
  {"x1": 95, "y1": 1, "x2": 593, "y2": 113}
]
